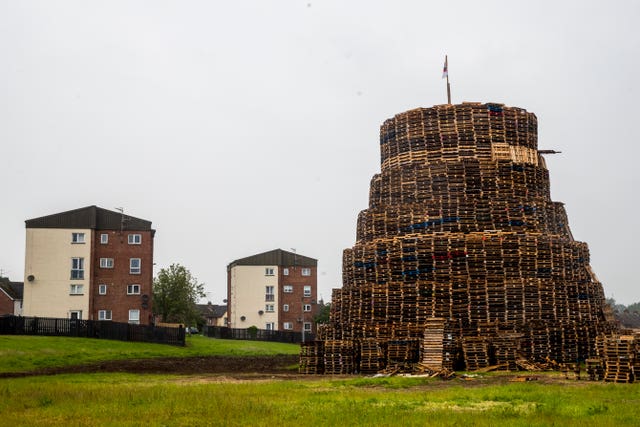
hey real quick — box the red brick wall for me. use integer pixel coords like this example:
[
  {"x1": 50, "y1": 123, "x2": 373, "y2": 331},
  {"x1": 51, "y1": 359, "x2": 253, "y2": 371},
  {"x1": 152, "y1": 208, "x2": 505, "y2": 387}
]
[
  {"x1": 278, "y1": 265, "x2": 318, "y2": 334},
  {"x1": 92, "y1": 230, "x2": 154, "y2": 324},
  {"x1": 0, "y1": 292, "x2": 14, "y2": 315}
]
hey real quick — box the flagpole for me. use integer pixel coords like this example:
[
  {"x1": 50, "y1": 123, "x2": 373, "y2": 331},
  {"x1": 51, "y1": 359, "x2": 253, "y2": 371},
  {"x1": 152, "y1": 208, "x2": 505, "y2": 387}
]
[{"x1": 446, "y1": 55, "x2": 451, "y2": 104}]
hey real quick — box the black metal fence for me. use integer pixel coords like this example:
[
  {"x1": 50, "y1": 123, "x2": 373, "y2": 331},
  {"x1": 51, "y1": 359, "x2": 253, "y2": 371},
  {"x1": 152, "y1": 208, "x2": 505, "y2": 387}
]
[
  {"x1": 0, "y1": 315, "x2": 185, "y2": 346},
  {"x1": 203, "y1": 325, "x2": 315, "y2": 343}
]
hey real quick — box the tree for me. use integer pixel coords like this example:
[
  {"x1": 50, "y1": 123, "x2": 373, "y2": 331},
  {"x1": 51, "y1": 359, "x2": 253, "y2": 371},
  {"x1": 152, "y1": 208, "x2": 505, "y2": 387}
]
[
  {"x1": 313, "y1": 301, "x2": 331, "y2": 325},
  {"x1": 153, "y1": 264, "x2": 206, "y2": 325}
]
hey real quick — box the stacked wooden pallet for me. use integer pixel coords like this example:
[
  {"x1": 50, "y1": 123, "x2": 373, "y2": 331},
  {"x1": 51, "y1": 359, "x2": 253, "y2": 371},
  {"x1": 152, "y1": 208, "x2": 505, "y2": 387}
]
[
  {"x1": 597, "y1": 335, "x2": 637, "y2": 383},
  {"x1": 302, "y1": 102, "x2": 615, "y2": 375},
  {"x1": 299, "y1": 341, "x2": 324, "y2": 374},
  {"x1": 323, "y1": 340, "x2": 355, "y2": 375}
]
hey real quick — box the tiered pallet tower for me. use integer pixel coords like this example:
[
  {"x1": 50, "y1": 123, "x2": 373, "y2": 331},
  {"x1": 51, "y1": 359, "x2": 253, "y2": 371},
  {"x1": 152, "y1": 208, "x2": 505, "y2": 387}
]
[{"x1": 301, "y1": 102, "x2": 619, "y2": 375}]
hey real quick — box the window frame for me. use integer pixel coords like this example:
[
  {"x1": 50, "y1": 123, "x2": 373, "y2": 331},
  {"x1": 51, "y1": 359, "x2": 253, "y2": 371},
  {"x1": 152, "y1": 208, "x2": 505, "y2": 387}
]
[
  {"x1": 303, "y1": 322, "x2": 312, "y2": 332},
  {"x1": 265, "y1": 267, "x2": 275, "y2": 276},
  {"x1": 265, "y1": 285, "x2": 274, "y2": 302},
  {"x1": 265, "y1": 322, "x2": 275, "y2": 331},
  {"x1": 128, "y1": 234, "x2": 142, "y2": 245},
  {"x1": 71, "y1": 257, "x2": 84, "y2": 280},
  {"x1": 301, "y1": 268, "x2": 311, "y2": 276},
  {"x1": 283, "y1": 304, "x2": 289, "y2": 312},
  {"x1": 283, "y1": 285, "x2": 293, "y2": 293},
  {"x1": 69, "y1": 284, "x2": 84, "y2": 295},
  {"x1": 98, "y1": 310, "x2": 112, "y2": 321},
  {"x1": 99, "y1": 258, "x2": 114, "y2": 269},
  {"x1": 283, "y1": 268, "x2": 289, "y2": 276},
  {"x1": 128, "y1": 309, "x2": 140, "y2": 324},
  {"x1": 130, "y1": 258, "x2": 141, "y2": 275},
  {"x1": 265, "y1": 304, "x2": 275, "y2": 313},
  {"x1": 98, "y1": 284, "x2": 107, "y2": 295},
  {"x1": 283, "y1": 322, "x2": 293, "y2": 330},
  {"x1": 303, "y1": 285, "x2": 312, "y2": 297},
  {"x1": 303, "y1": 304, "x2": 312, "y2": 312},
  {"x1": 127, "y1": 284, "x2": 141, "y2": 295},
  {"x1": 100, "y1": 234, "x2": 109, "y2": 244},
  {"x1": 71, "y1": 232, "x2": 85, "y2": 244}
]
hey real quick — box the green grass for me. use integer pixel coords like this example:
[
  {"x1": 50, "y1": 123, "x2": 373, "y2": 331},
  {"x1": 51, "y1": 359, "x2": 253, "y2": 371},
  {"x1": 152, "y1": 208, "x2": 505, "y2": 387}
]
[
  {"x1": 0, "y1": 374, "x2": 638, "y2": 426},
  {"x1": 0, "y1": 335, "x2": 299, "y2": 373}
]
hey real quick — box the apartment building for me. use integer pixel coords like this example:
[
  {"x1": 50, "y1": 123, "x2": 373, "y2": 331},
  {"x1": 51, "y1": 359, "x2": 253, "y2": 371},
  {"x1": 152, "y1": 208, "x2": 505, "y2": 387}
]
[
  {"x1": 227, "y1": 249, "x2": 318, "y2": 335},
  {"x1": 22, "y1": 206, "x2": 155, "y2": 324}
]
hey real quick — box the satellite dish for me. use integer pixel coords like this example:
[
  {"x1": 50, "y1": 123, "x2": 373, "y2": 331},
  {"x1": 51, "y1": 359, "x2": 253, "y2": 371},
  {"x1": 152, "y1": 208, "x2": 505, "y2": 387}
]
[{"x1": 27, "y1": 275, "x2": 35, "y2": 282}]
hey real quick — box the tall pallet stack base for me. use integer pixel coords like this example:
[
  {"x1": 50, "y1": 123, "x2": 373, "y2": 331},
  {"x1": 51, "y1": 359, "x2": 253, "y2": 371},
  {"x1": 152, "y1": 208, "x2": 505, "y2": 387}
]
[
  {"x1": 596, "y1": 335, "x2": 638, "y2": 383},
  {"x1": 302, "y1": 102, "x2": 618, "y2": 375}
]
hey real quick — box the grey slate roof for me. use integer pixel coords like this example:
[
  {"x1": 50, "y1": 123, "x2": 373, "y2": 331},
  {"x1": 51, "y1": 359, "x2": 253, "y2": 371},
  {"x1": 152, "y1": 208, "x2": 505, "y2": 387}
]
[
  {"x1": 196, "y1": 304, "x2": 227, "y2": 319},
  {"x1": 0, "y1": 281, "x2": 23, "y2": 301},
  {"x1": 227, "y1": 248, "x2": 317, "y2": 270},
  {"x1": 25, "y1": 205, "x2": 153, "y2": 232}
]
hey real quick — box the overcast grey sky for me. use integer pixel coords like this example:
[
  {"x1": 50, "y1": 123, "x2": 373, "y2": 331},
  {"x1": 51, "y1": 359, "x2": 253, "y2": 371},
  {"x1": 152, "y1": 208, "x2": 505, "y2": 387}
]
[{"x1": 2, "y1": 1, "x2": 639, "y2": 305}]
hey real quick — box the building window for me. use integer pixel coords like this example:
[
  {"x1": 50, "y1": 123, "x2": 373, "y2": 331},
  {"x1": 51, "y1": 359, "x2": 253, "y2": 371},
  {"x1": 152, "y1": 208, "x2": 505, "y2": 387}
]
[
  {"x1": 301, "y1": 268, "x2": 311, "y2": 276},
  {"x1": 304, "y1": 285, "x2": 312, "y2": 297},
  {"x1": 69, "y1": 284, "x2": 84, "y2": 295},
  {"x1": 128, "y1": 234, "x2": 142, "y2": 245},
  {"x1": 265, "y1": 304, "x2": 274, "y2": 312},
  {"x1": 98, "y1": 284, "x2": 107, "y2": 295},
  {"x1": 283, "y1": 304, "x2": 289, "y2": 312},
  {"x1": 70, "y1": 310, "x2": 82, "y2": 320},
  {"x1": 71, "y1": 258, "x2": 84, "y2": 280},
  {"x1": 283, "y1": 285, "x2": 293, "y2": 293},
  {"x1": 283, "y1": 268, "x2": 289, "y2": 276},
  {"x1": 127, "y1": 284, "x2": 141, "y2": 295},
  {"x1": 100, "y1": 258, "x2": 114, "y2": 269},
  {"x1": 71, "y1": 232, "x2": 85, "y2": 244},
  {"x1": 265, "y1": 286, "x2": 274, "y2": 302},
  {"x1": 283, "y1": 322, "x2": 293, "y2": 330},
  {"x1": 98, "y1": 310, "x2": 112, "y2": 321},
  {"x1": 129, "y1": 309, "x2": 140, "y2": 324},
  {"x1": 265, "y1": 267, "x2": 274, "y2": 276},
  {"x1": 304, "y1": 304, "x2": 312, "y2": 312},
  {"x1": 100, "y1": 233, "x2": 109, "y2": 244},
  {"x1": 304, "y1": 322, "x2": 312, "y2": 332},
  {"x1": 130, "y1": 258, "x2": 141, "y2": 275},
  {"x1": 266, "y1": 322, "x2": 274, "y2": 331}
]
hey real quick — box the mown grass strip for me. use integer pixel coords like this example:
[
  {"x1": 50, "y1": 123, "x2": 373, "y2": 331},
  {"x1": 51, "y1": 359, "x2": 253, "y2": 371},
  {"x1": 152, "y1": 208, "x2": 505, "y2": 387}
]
[
  {"x1": 0, "y1": 374, "x2": 638, "y2": 426},
  {"x1": 0, "y1": 335, "x2": 299, "y2": 373}
]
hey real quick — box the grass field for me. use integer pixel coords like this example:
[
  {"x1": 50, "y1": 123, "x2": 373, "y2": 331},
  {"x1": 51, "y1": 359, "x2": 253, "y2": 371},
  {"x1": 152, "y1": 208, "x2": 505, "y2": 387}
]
[
  {"x1": 0, "y1": 335, "x2": 299, "y2": 373},
  {"x1": 0, "y1": 373, "x2": 639, "y2": 426},
  {"x1": 1, "y1": 336, "x2": 639, "y2": 426}
]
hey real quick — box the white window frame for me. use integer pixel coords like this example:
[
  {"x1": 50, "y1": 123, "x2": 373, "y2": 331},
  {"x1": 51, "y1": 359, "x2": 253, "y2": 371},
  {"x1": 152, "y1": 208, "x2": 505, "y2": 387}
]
[
  {"x1": 100, "y1": 258, "x2": 114, "y2": 269},
  {"x1": 304, "y1": 322, "x2": 312, "y2": 332},
  {"x1": 265, "y1": 286, "x2": 274, "y2": 302},
  {"x1": 301, "y1": 268, "x2": 311, "y2": 276},
  {"x1": 98, "y1": 284, "x2": 107, "y2": 295},
  {"x1": 283, "y1": 268, "x2": 289, "y2": 276},
  {"x1": 128, "y1": 309, "x2": 140, "y2": 324},
  {"x1": 128, "y1": 234, "x2": 142, "y2": 245},
  {"x1": 71, "y1": 232, "x2": 85, "y2": 244},
  {"x1": 70, "y1": 310, "x2": 82, "y2": 320},
  {"x1": 130, "y1": 258, "x2": 141, "y2": 275},
  {"x1": 304, "y1": 304, "x2": 312, "y2": 312},
  {"x1": 127, "y1": 284, "x2": 141, "y2": 295},
  {"x1": 283, "y1": 304, "x2": 289, "y2": 312},
  {"x1": 69, "y1": 284, "x2": 84, "y2": 295},
  {"x1": 283, "y1": 322, "x2": 293, "y2": 330},
  {"x1": 71, "y1": 257, "x2": 84, "y2": 280},
  {"x1": 98, "y1": 310, "x2": 112, "y2": 321},
  {"x1": 265, "y1": 267, "x2": 274, "y2": 276},
  {"x1": 265, "y1": 322, "x2": 275, "y2": 331},
  {"x1": 100, "y1": 234, "x2": 109, "y2": 244},
  {"x1": 304, "y1": 285, "x2": 312, "y2": 297},
  {"x1": 265, "y1": 304, "x2": 274, "y2": 313},
  {"x1": 283, "y1": 285, "x2": 293, "y2": 293}
]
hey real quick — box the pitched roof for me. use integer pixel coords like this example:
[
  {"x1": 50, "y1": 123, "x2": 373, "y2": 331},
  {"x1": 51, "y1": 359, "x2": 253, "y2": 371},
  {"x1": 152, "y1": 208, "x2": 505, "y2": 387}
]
[
  {"x1": 0, "y1": 281, "x2": 23, "y2": 301},
  {"x1": 25, "y1": 205, "x2": 153, "y2": 231},
  {"x1": 227, "y1": 248, "x2": 317, "y2": 270},
  {"x1": 196, "y1": 304, "x2": 227, "y2": 318}
]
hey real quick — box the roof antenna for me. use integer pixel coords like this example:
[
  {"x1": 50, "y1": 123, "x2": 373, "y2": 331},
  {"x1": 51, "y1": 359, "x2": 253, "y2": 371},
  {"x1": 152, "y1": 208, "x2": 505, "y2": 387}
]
[
  {"x1": 442, "y1": 55, "x2": 451, "y2": 104},
  {"x1": 115, "y1": 207, "x2": 124, "y2": 233}
]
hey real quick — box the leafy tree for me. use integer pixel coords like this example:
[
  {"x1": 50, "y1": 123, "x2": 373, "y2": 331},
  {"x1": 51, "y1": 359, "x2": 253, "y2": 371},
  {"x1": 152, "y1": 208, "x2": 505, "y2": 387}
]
[
  {"x1": 314, "y1": 301, "x2": 331, "y2": 324},
  {"x1": 153, "y1": 264, "x2": 206, "y2": 325}
]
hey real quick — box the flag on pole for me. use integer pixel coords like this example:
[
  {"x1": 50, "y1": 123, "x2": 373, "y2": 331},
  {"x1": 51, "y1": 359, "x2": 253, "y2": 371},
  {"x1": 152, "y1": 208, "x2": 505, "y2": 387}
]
[{"x1": 442, "y1": 56, "x2": 448, "y2": 79}]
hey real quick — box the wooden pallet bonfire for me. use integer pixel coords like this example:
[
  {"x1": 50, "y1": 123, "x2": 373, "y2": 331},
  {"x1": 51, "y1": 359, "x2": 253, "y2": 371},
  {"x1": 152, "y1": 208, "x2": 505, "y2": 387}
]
[{"x1": 299, "y1": 102, "x2": 621, "y2": 377}]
